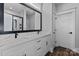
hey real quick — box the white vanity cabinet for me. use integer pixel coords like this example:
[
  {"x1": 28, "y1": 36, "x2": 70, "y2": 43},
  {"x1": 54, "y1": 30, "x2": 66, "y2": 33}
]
[{"x1": 0, "y1": 34, "x2": 52, "y2": 56}]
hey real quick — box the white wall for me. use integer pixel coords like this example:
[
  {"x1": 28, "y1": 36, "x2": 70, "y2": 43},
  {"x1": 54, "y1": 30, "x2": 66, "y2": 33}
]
[
  {"x1": 55, "y1": 3, "x2": 79, "y2": 48},
  {"x1": 42, "y1": 3, "x2": 54, "y2": 50}
]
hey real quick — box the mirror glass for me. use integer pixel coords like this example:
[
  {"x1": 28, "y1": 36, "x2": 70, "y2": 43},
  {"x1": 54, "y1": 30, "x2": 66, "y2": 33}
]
[{"x1": 4, "y1": 3, "x2": 41, "y2": 32}]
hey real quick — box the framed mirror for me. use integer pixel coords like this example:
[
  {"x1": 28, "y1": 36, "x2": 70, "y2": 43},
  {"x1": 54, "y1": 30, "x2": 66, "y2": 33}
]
[{"x1": 0, "y1": 3, "x2": 42, "y2": 34}]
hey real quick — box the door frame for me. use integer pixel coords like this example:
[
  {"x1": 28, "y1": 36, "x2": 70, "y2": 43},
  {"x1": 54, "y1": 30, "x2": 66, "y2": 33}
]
[{"x1": 55, "y1": 8, "x2": 76, "y2": 49}]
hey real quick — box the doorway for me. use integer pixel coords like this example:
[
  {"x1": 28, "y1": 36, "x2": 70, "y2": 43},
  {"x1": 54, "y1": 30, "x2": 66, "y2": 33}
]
[{"x1": 55, "y1": 8, "x2": 75, "y2": 49}]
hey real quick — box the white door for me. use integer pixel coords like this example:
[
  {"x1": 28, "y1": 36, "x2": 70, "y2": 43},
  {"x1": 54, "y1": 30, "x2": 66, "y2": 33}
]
[{"x1": 55, "y1": 9, "x2": 75, "y2": 49}]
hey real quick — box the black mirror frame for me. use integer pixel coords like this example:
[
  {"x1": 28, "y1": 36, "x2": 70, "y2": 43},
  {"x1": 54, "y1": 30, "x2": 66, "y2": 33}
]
[{"x1": 0, "y1": 3, "x2": 42, "y2": 34}]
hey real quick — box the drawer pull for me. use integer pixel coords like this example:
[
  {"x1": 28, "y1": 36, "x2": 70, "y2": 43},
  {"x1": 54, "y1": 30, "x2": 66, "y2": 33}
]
[
  {"x1": 23, "y1": 54, "x2": 26, "y2": 56},
  {"x1": 46, "y1": 41, "x2": 48, "y2": 46},
  {"x1": 37, "y1": 47, "x2": 41, "y2": 51},
  {"x1": 37, "y1": 40, "x2": 41, "y2": 42},
  {"x1": 24, "y1": 54, "x2": 26, "y2": 56}
]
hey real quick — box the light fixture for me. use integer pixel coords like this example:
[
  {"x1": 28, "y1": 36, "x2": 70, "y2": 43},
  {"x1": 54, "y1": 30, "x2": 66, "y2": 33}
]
[{"x1": 9, "y1": 7, "x2": 13, "y2": 10}]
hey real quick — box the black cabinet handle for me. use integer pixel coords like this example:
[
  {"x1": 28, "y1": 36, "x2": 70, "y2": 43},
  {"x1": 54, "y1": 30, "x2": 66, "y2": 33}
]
[
  {"x1": 37, "y1": 40, "x2": 41, "y2": 42},
  {"x1": 23, "y1": 54, "x2": 26, "y2": 56},
  {"x1": 37, "y1": 47, "x2": 41, "y2": 51},
  {"x1": 24, "y1": 54, "x2": 26, "y2": 56},
  {"x1": 53, "y1": 32, "x2": 55, "y2": 34},
  {"x1": 46, "y1": 41, "x2": 48, "y2": 46}
]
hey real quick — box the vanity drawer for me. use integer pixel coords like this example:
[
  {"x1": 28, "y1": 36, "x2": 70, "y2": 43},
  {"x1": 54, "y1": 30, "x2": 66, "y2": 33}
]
[
  {"x1": 25, "y1": 40, "x2": 42, "y2": 56},
  {"x1": 36, "y1": 44, "x2": 47, "y2": 56},
  {"x1": 26, "y1": 38, "x2": 47, "y2": 56},
  {"x1": 26, "y1": 45, "x2": 46, "y2": 56}
]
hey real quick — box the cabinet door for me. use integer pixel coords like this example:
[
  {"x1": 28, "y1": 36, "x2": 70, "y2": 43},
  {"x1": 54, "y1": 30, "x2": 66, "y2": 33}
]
[
  {"x1": 25, "y1": 41, "x2": 37, "y2": 56},
  {"x1": 36, "y1": 37, "x2": 47, "y2": 56},
  {"x1": 2, "y1": 43, "x2": 26, "y2": 56},
  {"x1": 46, "y1": 35, "x2": 52, "y2": 51},
  {"x1": 25, "y1": 37, "x2": 48, "y2": 56},
  {"x1": 25, "y1": 39, "x2": 44, "y2": 56}
]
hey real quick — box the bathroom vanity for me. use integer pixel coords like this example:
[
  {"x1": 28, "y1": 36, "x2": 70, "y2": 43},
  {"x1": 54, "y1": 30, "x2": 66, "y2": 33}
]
[{"x1": 0, "y1": 3, "x2": 53, "y2": 56}]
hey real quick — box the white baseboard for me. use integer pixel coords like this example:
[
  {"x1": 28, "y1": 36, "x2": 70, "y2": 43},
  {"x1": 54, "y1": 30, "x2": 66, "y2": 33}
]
[
  {"x1": 71, "y1": 48, "x2": 79, "y2": 53},
  {"x1": 49, "y1": 47, "x2": 54, "y2": 53}
]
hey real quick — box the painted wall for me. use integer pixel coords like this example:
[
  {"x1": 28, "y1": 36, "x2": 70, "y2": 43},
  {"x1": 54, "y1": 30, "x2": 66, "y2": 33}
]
[
  {"x1": 55, "y1": 3, "x2": 79, "y2": 48},
  {"x1": 42, "y1": 3, "x2": 54, "y2": 50}
]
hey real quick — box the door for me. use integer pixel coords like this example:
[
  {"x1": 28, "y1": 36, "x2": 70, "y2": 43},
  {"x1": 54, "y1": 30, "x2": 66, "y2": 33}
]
[{"x1": 55, "y1": 9, "x2": 75, "y2": 49}]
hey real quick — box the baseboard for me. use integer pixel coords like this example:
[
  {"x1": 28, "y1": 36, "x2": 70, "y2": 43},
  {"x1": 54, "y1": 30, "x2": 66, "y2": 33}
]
[
  {"x1": 48, "y1": 47, "x2": 54, "y2": 53},
  {"x1": 70, "y1": 48, "x2": 79, "y2": 53}
]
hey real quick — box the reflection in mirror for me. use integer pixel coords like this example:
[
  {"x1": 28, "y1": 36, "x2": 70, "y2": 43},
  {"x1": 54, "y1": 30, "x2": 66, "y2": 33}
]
[
  {"x1": 4, "y1": 3, "x2": 24, "y2": 31},
  {"x1": 26, "y1": 10, "x2": 40, "y2": 30},
  {"x1": 26, "y1": 9, "x2": 35, "y2": 30},
  {"x1": 4, "y1": 3, "x2": 41, "y2": 32},
  {"x1": 4, "y1": 13, "x2": 12, "y2": 31},
  {"x1": 12, "y1": 16, "x2": 23, "y2": 31},
  {"x1": 35, "y1": 12, "x2": 40, "y2": 30}
]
